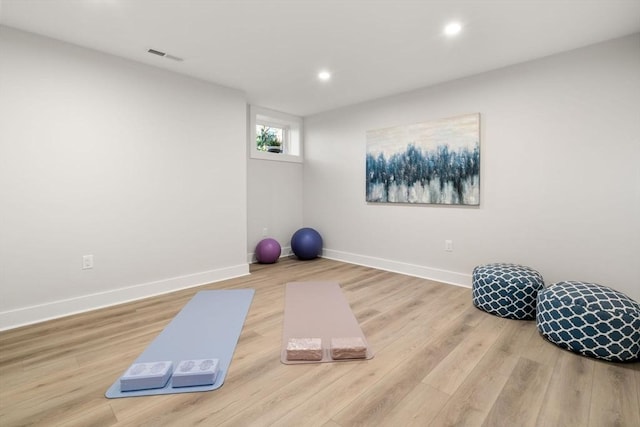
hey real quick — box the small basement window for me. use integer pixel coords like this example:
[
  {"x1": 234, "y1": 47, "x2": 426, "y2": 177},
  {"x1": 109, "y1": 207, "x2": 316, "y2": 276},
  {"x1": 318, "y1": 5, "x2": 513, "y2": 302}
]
[
  {"x1": 256, "y1": 124, "x2": 286, "y2": 153},
  {"x1": 249, "y1": 106, "x2": 302, "y2": 162}
]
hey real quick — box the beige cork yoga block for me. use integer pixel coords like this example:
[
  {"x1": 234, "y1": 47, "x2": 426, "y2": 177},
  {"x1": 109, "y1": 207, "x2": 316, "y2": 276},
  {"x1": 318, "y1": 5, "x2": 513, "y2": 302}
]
[
  {"x1": 286, "y1": 338, "x2": 323, "y2": 361},
  {"x1": 330, "y1": 337, "x2": 367, "y2": 360}
]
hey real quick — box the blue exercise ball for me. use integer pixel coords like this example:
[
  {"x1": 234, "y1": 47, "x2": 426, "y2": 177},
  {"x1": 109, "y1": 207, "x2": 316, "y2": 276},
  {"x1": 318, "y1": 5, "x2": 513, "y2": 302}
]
[
  {"x1": 255, "y1": 238, "x2": 281, "y2": 264},
  {"x1": 291, "y1": 227, "x2": 323, "y2": 260}
]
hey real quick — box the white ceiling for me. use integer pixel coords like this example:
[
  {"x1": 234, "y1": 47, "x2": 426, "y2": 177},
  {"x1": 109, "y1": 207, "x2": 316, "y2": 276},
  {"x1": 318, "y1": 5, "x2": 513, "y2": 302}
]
[{"x1": 1, "y1": 0, "x2": 639, "y2": 116}]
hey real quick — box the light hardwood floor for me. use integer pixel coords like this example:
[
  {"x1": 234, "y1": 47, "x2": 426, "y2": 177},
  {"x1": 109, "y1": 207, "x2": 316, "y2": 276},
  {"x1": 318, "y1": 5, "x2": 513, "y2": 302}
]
[{"x1": 1, "y1": 257, "x2": 638, "y2": 426}]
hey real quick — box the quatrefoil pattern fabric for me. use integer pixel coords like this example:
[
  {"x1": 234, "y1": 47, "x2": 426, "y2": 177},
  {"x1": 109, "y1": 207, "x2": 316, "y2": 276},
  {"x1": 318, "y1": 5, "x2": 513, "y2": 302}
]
[
  {"x1": 536, "y1": 281, "x2": 640, "y2": 362},
  {"x1": 472, "y1": 263, "x2": 545, "y2": 320}
]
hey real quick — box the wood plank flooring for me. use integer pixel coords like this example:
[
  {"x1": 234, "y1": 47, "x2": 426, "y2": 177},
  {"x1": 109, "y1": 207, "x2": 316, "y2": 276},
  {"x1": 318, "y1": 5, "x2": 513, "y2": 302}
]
[{"x1": 1, "y1": 257, "x2": 638, "y2": 426}]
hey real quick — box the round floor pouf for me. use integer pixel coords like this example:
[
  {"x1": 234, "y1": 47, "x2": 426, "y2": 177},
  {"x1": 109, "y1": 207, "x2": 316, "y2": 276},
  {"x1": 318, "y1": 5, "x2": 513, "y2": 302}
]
[
  {"x1": 472, "y1": 263, "x2": 545, "y2": 320},
  {"x1": 536, "y1": 281, "x2": 640, "y2": 362}
]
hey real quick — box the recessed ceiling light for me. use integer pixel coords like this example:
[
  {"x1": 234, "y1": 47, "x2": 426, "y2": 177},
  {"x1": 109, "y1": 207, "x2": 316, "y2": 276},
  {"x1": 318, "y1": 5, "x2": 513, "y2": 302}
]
[
  {"x1": 318, "y1": 70, "x2": 331, "y2": 81},
  {"x1": 444, "y1": 22, "x2": 462, "y2": 37}
]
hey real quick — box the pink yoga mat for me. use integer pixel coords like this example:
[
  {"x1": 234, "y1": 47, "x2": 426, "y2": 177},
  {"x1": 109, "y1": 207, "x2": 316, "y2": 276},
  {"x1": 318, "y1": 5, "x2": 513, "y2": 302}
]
[{"x1": 281, "y1": 282, "x2": 374, "y2": 364}]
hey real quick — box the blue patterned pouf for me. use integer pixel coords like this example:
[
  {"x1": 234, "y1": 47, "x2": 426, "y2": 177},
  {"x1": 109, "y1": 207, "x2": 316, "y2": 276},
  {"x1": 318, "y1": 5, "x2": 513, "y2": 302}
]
[
  {"x1": 536, "y1": 281, "x2": 640, "y2": 362},
  {"x1": 472, "y1": 263, "x2": 545, "y2": 320}
]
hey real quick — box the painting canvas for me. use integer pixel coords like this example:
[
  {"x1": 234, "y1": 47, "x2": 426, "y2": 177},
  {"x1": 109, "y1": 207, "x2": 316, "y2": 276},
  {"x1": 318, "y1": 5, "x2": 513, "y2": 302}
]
[{"x1": 366, "y1": 113, "x2": 480, "y2": 205}]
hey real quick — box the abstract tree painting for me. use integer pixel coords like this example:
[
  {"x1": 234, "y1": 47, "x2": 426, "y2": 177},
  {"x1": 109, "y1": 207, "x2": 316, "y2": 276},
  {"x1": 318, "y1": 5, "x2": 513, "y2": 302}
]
[{"x1": 366, "y1": 113, "x2": 480, "y2": 205}]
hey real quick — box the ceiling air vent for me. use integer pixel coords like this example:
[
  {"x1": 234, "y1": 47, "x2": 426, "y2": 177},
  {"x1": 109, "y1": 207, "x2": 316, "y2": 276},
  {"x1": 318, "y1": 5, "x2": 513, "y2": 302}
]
[
  {"x1": 147, "y1": 48, "x2": 183, "y2": 62},
  {"x1": 147, "y1": 48, "x2": 166, "y2": 57}
]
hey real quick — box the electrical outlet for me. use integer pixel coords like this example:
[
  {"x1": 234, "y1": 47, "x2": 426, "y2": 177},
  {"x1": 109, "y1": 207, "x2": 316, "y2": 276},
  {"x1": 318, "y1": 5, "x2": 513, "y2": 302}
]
[
  {"x1": 82, "y1": 255, "x2": 94, "y2": 269},
  {"x1": 445, "y1": 240, "x2": 454, "y2": 252},
  {"x1": 262, "y1": 227, "x2": 268, "y2": 236}
]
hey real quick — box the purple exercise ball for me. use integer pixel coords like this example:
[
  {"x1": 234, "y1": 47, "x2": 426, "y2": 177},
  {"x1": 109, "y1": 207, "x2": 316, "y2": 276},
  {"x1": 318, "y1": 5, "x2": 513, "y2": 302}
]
[{"x1": 255, "y1": 238, "x2": 282, "y2": 264}]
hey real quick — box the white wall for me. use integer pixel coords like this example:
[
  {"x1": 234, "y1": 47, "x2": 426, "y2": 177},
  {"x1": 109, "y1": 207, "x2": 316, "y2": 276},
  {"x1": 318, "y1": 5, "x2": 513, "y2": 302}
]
[
  {"x1": 246, "y1": 106, "x2": 305, "y2": 261},
  {"x1": 247, "y1": 157, "x2": 303, "y2": 261},
  {"x1": 0, "y1": 26, "x2": 249, "y2": 329},
  {"x1": 303, "y1": 34, "x2": 640, "y2": 301},
  {"x1": 1, "y1": 27, "x2": 637, "y2": 332}
]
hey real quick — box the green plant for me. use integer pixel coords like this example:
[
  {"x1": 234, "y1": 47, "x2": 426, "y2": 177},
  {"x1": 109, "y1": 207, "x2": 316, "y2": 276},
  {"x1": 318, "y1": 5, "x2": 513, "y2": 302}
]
[{"x1": 256, "y1": 126, "x2": 282, "y2": 151}]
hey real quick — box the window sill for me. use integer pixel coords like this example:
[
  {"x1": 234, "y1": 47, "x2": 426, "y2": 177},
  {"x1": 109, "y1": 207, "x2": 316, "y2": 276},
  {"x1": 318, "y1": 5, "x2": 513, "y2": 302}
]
[{"x1": 250, "y1": 151, "x2": 302, "y2": 163}]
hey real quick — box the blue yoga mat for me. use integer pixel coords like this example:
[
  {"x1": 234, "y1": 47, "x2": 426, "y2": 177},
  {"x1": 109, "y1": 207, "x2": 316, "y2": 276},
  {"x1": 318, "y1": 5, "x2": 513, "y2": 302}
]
[{"x1": 105, "y1": 288, "x2": 254, "y2": 398}]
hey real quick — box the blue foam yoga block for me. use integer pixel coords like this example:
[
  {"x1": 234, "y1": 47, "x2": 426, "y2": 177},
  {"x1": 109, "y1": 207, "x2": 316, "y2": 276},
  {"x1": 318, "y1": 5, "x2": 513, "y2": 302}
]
[
  {"x1": 172, "y1": 358, "x2": 219, "y2": 387},
  {"x1": 120, "y1": 361, "x2": 173, "y2": 391}
]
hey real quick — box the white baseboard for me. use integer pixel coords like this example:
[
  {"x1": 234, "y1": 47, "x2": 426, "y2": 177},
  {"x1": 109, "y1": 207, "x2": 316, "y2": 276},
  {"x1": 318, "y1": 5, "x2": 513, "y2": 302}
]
[
  {"x1": 1, "y1": 252, "x2": 471, "y2": 331},
  {"x1": 247, "y1": 246, "x2": 292, "y2": 264},
  {"x1": 322, "y1": 248, "x2": 472, "y2": 288},
  {"x1": 0, "y1": 264, "x2": 250, "y2": 331}
]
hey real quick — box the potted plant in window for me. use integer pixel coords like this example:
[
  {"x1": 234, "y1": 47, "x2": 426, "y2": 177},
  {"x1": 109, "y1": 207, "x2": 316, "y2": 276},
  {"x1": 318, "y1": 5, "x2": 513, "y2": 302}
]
[{"x1": 257, "y1": 126, "x2": 282, "y2": 153}]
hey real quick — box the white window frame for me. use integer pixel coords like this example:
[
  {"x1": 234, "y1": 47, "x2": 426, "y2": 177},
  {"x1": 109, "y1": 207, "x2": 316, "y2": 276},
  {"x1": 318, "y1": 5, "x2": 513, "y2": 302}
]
[{"x1": 249, "y1": 105, "x2": 303, "y2": 163}]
